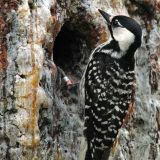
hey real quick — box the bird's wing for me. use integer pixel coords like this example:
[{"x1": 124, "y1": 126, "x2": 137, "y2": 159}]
[{"x1": 84, "y1": 51, "x2": 135, "y2": 159}]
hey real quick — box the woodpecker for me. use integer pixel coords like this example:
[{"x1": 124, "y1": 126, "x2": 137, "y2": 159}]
[{"x1": 83, "y1": 9, "x2": 142, "y2": 160}]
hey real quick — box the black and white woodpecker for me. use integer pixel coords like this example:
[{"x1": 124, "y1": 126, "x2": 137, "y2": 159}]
[{"x1": 83, "y1": 9, "x2": 142, "y2": 160}]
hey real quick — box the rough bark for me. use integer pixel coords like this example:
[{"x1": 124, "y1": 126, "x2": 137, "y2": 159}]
[{"x1": 0, "y1": 0, "x2": 160, "y2": 160}]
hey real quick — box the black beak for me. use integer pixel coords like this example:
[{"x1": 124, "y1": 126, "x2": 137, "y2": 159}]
[{"x1": 98, "y1": 9, "x2": 111, "y2": 25}]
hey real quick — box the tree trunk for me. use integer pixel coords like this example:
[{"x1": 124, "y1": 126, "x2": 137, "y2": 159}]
[{"x1": 0, "y1": 0, "x2": 160, "y2": 160}]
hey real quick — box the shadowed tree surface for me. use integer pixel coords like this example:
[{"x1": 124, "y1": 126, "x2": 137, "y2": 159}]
[{"x1": 0, "y1": 0, "x2": 160, "y2": 160}]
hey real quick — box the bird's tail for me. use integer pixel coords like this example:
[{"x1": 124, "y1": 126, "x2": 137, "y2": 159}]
[
  {"x1": 85, "y1": 139, "x2": 111, "y2": 160},
  {"x1": 101, "y1": 150, "x2": 111, "y2": 160}
]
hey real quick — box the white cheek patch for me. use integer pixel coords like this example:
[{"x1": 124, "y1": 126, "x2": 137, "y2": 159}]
[{"x1": 113, "y1": 27, "x2": 135, "y2": 52}]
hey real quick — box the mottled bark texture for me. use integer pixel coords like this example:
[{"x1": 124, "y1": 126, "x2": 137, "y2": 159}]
[{"x1": 0, "y1": 0, "x2": 159, "y2": 160}]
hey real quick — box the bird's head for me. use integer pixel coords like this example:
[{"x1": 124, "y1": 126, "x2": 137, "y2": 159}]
[{"x1": 99, "y1": 9, "x2": 142, "y2": 53}]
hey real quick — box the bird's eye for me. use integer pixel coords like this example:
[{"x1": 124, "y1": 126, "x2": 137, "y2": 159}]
[{"x1": 112, "y1": 20, "x2": 119, "y2": 27}]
